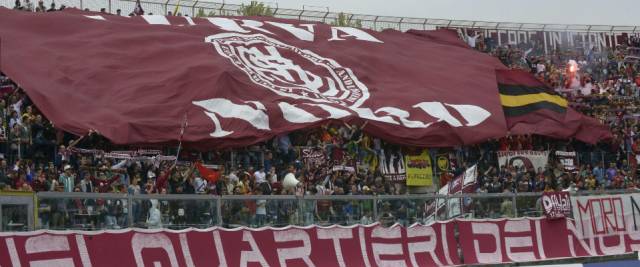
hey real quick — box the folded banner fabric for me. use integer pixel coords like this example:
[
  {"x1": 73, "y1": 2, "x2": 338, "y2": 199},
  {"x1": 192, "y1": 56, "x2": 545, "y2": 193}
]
[{"x1": 496, "y1": 69, "x2": 611, "y2": 144}]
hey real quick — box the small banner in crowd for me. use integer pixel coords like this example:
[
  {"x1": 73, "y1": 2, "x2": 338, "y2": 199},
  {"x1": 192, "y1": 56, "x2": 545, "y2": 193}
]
[
  {"x1": 541, "y1": 191, "x2": 571, "y2": 219},
  {"x1": 300, "y1": 147, "x2": 326, "y2": 168},
  {"x1": 405, "y1": 149, "x2": 433, "y2": 186},
  {"x1": 430, "y1": 165, "x2": 478, "y2": 220},
  {"x1": 436, "y1": 154, "x2": 450, "y2": 172},
  {"x1": 379, "y1": 149, "x2": 406, "y2": 182},
  {"x1": 555, "y1": 151, "x2": 577, "y2": 172},
  {"x1": 497, "y1": 150, "x2": 549, "y2": 171}
]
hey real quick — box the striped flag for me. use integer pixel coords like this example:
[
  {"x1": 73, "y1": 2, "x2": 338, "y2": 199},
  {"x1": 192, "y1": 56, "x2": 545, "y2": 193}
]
[{"x1": 497, "y1": 69, "x2": 610, "y2": 144}]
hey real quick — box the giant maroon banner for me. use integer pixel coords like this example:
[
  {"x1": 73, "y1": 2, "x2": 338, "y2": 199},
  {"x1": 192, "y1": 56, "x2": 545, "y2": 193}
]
[
  {"x1": 2, "y1": 218, "x2": 640, "y2": 267},
  {"x1": 0, "y1": 8, "x2": 507, "y2": 148}
]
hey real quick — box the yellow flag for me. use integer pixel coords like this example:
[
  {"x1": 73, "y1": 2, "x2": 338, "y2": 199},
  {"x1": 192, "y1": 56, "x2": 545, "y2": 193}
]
[{"x1": 405, "y1": 149, "x2": 433, "y2": 186}]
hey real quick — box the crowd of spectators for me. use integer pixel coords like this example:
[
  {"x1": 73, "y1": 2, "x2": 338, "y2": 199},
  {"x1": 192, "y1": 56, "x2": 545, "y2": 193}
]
[{"x1": 4, "y1": 2, "x2": 640, "y2": 229}]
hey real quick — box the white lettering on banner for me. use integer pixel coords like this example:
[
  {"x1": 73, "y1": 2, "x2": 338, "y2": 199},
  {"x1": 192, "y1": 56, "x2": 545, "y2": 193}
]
[
  {"x1": 239, "y1": 20, "x2": 275, "y2": 35},
  {"x1": 179, "y1": 233, "x2": 196, "y2": 267},
  {"x1": 329, "y1": 27, "x2": 384, "y2": 43},
  {"x1": 6, "y1": 238, "x2": 22, "y2": 267},
  {"x1": 413, "y1": 102, "x2": 463, "y2": 127},
  {"x1": 471, "y1": 222, "x2": 503, "y2": 264},
  {"x1": 196, "y1": 31, "x2": 493, "y2": 138},
  {"x1": 453, "y1": 27, "x2": 638, "y2": 54},
  {"x1": 207, "y1": 17, "x2": 251, "y2": 33},
  {"x1": 212, "y1": 231, "x2": 228, "y2": 267},
  {"x1": 407, "y1": 225, "x2": 443, "y2": 266},
  {"x1": 266, "y1": 22, "x2": 316, "y2": 42},
  {"x1": 317, "y1": 228, "x2": 353, "y2": 267},
  {"x1": 5, "y1": 234, "x2": 91, "y2": 267},
  {"x1": 371, "y1": 226, "x2": 408, "y2": 267},
  {"x1": 304, "y1": 103, "x2": 352, "y2": 119},
  {"x1": 193, "y1": 98, "x2": 270, "y2": 137},
  {"x1": 274, "y1": 229, "x2": 315, "y2": 267},
  {"x1": 444, "y1": 104, "x2": 492, "y2": 127},
  {"x1": 131, "y1": 233, "x2": 180, "y2": 267},
  {"x1": 75, "y1": 235, "x2": 93, "y2": 267},
  {"x1": 598, "y1": 232, "x2": 626, "y2": 255},
  {"x1": 25, "y1": 235, "x2": 70, "y2": 254},
  {"x1": 534, "y1": 221, "x2": 546, "y2": 259},
  {"x1": 504, "y1": 220, "x2": 536, "y2": 262},
  {"x1": 26, "y1": 235, "x2": 75, "y2": 267},
  {"x1": 441, "y1": 226, "x2": 455, "y2": 266},
  {"x1": 205, "y1": 17, "x2": 380, "y2": 43},
  {"x1": 240, "y1": 231, "x2": 270, "y2": 267},
  {"x1": 374, "y1": 107, "x2": 431, "y2": 128},
  {"x1": 9, "y1": 220, "x2": 640, "y2": 266},
  {"x1": 279, "y1": 102, "x2": 322, "y2": 123},
  {"x1": 359, "y1": 227, "x2": 373, "y2": 267},
  {"x1": 566, "y1": 220, "x2": 598, "y2": 257}
]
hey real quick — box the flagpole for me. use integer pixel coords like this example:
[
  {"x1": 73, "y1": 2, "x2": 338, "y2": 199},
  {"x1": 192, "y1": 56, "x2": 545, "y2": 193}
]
[{"x1": 175, "y1": 113, "x2": 188, "y2": 165}]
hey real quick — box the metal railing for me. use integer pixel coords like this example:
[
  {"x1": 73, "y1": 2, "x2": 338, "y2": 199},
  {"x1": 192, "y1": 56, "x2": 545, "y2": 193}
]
[
  {"x1": 0, "y1": 189, "x2": 631, "y2": 231},
  {"x1": 1, "y1": 0, "x2": 638, "y2": 33}
]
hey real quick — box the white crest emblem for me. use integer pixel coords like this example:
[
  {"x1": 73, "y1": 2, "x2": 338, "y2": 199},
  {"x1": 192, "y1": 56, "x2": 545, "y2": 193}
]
[{"x1": 205, "y1": 33, "x2": 369, "y2": 108}]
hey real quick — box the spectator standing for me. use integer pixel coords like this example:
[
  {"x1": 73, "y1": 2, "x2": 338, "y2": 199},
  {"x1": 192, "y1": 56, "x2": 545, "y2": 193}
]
[{"x1": 59, "y1": 165, "x2": 74, "y2": 192}]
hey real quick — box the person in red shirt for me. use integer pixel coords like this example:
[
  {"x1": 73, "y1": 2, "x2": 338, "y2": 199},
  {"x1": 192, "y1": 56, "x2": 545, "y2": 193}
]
[{"x1": 155, "y1": 163, "x2": 176, "y2": 193}]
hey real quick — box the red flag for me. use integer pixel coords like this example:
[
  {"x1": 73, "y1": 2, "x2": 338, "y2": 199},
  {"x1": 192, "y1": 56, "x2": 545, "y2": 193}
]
[{"x1": 195, "y1": 162, "x2": 220, "y2": 183}]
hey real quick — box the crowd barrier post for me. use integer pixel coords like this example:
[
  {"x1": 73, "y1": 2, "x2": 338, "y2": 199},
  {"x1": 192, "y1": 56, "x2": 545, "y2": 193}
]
[
  {"x1": 372, "y1": 195, "x2": 378, "y2": 220},
  {"x1": 127, "y1": 195, "x2": 133, "y2": 228},
  {"x1": 512, "y1": 193, "x2": 518, "y2": 218},
  {"x1": 215, "y1": 195, "x2": 222, "y2": 226}
]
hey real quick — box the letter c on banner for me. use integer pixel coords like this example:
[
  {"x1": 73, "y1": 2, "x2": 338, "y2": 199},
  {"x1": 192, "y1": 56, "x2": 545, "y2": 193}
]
[{"x1": 471, "y1": 222, "x2": 503, "y2": 264}]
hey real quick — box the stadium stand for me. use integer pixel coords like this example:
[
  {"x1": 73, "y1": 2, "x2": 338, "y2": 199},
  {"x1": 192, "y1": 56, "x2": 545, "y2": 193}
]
[{"x1": 0, "y1": 0, "x2": 637, "y2": 230}]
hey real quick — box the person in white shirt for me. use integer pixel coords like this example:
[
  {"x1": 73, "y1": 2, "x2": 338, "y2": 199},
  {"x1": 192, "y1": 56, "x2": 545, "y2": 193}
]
[
  {"x1": 254, "y1": 166, "x2": 266, "y2": 184},
  {"x1": 146, "y1": 199, "x2": 162, "y2": 229},
  {"x1": 464, "y1": 30, "x2": 478, "y2": 48},
  {"x1": 267, "y1": 166, "x2": 278, "y2": 184},
  {"x1": 255, "y1": 187, "x2": 267, "y2": 227},
  {"x1": 228, "y1": 169, "x2": 239, "y2": 184}
]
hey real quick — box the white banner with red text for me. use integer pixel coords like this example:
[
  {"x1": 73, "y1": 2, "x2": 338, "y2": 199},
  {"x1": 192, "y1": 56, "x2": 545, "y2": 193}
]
[
  {"x1": 498, "y1": 150, "x2": 550, "y2": 172},
  {"x1": 2, "y1": 217, "x2": 640, "y2": 266}
]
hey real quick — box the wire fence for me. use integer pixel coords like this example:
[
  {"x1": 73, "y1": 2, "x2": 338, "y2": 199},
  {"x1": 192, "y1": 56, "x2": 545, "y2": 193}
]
[{"x1": 1, "y1": 0, "x2": 638, "y2": 33}]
